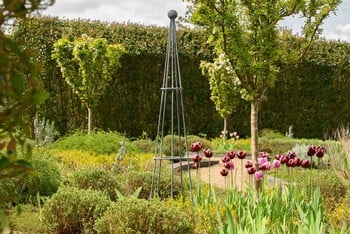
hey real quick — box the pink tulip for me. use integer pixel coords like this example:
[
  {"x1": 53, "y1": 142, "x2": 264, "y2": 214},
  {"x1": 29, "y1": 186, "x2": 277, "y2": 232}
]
[
  {"x1": 258, "y1": 157, "x2": 268, "y2": 165},
  {"x1": 272, "y1": 159, "x2": 281, "y2": 169},
  {"x1": 255, "y1": 170, "x2": 264, "y2": 181}
]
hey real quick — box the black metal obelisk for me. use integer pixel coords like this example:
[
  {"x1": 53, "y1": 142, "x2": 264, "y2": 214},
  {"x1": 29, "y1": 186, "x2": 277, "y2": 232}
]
[{"x1": 150, "y1": 10, "x2": 192, "y2": 199}]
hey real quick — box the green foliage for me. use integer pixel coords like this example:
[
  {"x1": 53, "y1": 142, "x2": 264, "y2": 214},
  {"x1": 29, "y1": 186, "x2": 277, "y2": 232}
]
[
  {"x1": 201, "y1": 54, "x2": 241, "y2": 119},
  {"x1": 0, "y1": 152, "x2": 61, "y2": 204},
  {"x1": 162, "y1": 134, "x2": 211, "y2": 157},
  {"x1": 8, "y1": 204, "x2": 46, "y2": 233},
  {"x1": 52, "y1": 34, "x2": 126, "y2": 133},
  {"x1": 94, "y1": 197, "x2": 194, "y2": 234},
  {"x1": 42, "y1": 186, "x2": 111, "y2": 234},
  {"x1": 10, "y1": 16, "x2": 350, "y2": 139},
  {"x1": 51, "y1": 130, "x2": 140, "y2": 154},
  {"x1": 132, "y1": 138, "x2": 154, "y2": 153},
  {"x1": 122, "y1": 169, "x2": 183, "y2": 199},
  {"x1": 64, "y1": 168, "x2": 121, "y2": 201}
]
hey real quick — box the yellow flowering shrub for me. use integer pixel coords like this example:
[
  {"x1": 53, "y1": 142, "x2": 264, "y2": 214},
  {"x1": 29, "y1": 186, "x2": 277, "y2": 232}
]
[{"x1": 49, "y1": 149, "x2": 114, "y2": 170}]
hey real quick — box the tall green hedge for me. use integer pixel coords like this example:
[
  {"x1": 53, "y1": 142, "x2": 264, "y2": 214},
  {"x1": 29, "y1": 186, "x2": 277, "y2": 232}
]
[{"x1": 12, "y1": 17, "x2": 350, "y2": 139}]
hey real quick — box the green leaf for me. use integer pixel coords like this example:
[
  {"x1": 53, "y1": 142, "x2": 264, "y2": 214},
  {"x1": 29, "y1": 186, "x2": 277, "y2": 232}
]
[
  {"x1": 9, "y1": 74, "x2": 25, "y2": 93},
  {"x1": 33, "y1": 89, "x2": 49, "y2": 104}
]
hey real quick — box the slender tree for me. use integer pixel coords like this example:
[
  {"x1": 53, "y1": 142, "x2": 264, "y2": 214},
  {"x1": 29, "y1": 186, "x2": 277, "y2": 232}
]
[
  {"x1": 186, "y1": 0, "x2": 341, "y2": 193},
  {"x1": 201, "y1": 54, "x2": 241, "y2": 142},
  {"x1": 52, "y1": 35, "x2": 125, "y2": 134}
]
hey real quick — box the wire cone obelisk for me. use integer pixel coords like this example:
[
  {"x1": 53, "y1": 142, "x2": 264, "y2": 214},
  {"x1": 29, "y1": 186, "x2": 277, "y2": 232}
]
[{"x1": 150, "y1": 10, "x2": 192, "y2": 199}]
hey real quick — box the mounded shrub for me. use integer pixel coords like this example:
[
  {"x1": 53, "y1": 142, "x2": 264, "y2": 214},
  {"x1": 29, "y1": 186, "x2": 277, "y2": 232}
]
[
  {"x1": 94, "y1": 197, "x2": 194, "y2": 234},
  {"x1": 0, "y1": 153, "x2": 61, "y2": 204},
  {"x1": 64, "y1": 168, "x2": 121, "y2": 201},
  {"x1": 51, "y1": 131, "x2": 140, "y2": 154},
  {"x1": 162, "y1": 134, "x2": 211, "y2": 157},
  {"x1": 122, "y1": 169, "x2": 184, "y2": 199},
  {"x1": 42, "y1": 186, "x2": 111, "y2": 234}
]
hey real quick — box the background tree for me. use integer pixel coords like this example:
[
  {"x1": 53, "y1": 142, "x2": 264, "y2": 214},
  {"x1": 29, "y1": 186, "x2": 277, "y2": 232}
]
[
  {"x1": 52, "y1": 35, "x2": 125, "y2": 134},
  {"x1": 201, "y1": 54, "x2": 241, "y2": 142},
  {"x1": 186, "y1": 0, "x2": 341, "y2": 193}
]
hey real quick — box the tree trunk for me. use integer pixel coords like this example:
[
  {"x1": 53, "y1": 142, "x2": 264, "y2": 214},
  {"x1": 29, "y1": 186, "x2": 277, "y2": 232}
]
[
  {"x1": 250, "y1": 99, "x2": 261, "y2": 197},
  {"x1": 87, "y1": 106, "x2": 92, "y2": 134}
]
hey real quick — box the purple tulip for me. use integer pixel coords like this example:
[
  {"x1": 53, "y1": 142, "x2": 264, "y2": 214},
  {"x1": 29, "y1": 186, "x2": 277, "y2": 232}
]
[
  {"x1": 247, "y1": 167, "x2": 256, "y2": 175},
  {"x1": 224, "y1": 161, "x2": 235, "y2": 170},
  {"x1": 204, "y1": 148, "x2": 213, "y2": 158},
  {"x1": 275, "y1": 154, "x2": 282, "y2": 160},
  {"x1": 192, "y1": 154, "x2": 202, "y2": 163},
  {"x1": 307, "y1": 145, "x2": 316, "y2": 156},
  {"x1": 191, "y1": 142, "x2": 202, "y2": 152},
  {"x1": 222, "y1": 156, "x2": 230, "y2": 163},
  {"x1": 226, "y1": 151, "x2": 236, "y2": 159},
  {"x1": 220, "y1": 168, "x2": 229, "y2": 176},
  {"x1": 245, "y1": 160, "x2": 253, "y2": 168},
  {"x1": 237, "y1": 151, "x2": 247, "y2": 159},
  {"x1": 255, "y1": 170, "x2": 264, "y2": 181},
  {"x1": 301, "y1": 159, "x2": 311, "y2": 168},
  {"x1": 315, "y1": 146, "x2": 325, "y2": 158}
]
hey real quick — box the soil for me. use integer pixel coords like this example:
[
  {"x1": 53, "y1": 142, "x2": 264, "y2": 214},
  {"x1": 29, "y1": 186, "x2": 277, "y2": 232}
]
[{"x1": 190, "y1": 157, "x2": 254, "y2": 190}]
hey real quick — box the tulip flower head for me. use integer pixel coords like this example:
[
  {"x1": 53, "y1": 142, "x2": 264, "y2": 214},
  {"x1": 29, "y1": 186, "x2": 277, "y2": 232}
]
[
  {"x1": 237, "y1": 151, "x2": 247, "y2": 159},
  {"x1": 315, "y1": 146, "x2": 325, "y2": 158},
  {"x1": 247, "y1": 167, "x2": 257, "y2": 175},
  {"x1": 226, "y1": 151, "x2": 236, "y2": 159},
  {"x1": 301, "y1": 159, "x2": 311, "y2": 168},
  {"x1": 222, "y1": 155, "x2": 231, "y2": 163},
  {"x1": 224, "y1": 161, "x2": 235, "y2": 170},
  {"x1": 192, "y1": 154, "x2": 202, "y2": 163},
  {"x1": 191, "y1": 142, "x2": 203, "y2": 152},
  {"x1": 258, "y1": 157, "x2": 268, "y2": 166},
  {"x1": 255, "y1": 170, "x2": 264, "y2": 181},
  {"x1": 307, "y1": 145, "x2": 316, "y2": 156},
  {"x1": 245, "y1": 160, "x2": 253, "y2": 168},
  {"x1": 220, "y1": 168, "x2": 229, "y2": 176},
  {"x1": 204, "y1": 148, "x2": 213, "y2": 158},
  {"x1": 272, "y1": 159, "x2": 281, "y2": 169}
]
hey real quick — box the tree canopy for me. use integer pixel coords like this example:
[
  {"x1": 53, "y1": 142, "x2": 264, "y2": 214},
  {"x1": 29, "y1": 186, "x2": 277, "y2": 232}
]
[
  {"x1": 52, "y1": 34, "x2": 126, "y2": 133},
  {"x1": 187, "y1": 0, "x2": 341, "y2": 194}
]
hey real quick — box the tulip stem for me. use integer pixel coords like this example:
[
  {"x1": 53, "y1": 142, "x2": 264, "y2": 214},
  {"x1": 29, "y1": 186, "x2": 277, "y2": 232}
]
[
  {"x1": 241, "y1": 160, "x2": 243, "y2": 190},
  {"x1": 208, "y1": 158, "x2": 211, "y2": 185}
]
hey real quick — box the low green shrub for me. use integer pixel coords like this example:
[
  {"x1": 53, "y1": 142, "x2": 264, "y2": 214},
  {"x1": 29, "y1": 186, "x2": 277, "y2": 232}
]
[
  {"x1": 162, "y1": 135, "x2": 211, "y2": 157},
  {"x1": 94, "y1": 197, "x2": 194, "y2": 234},
  {"x1": 51, "y1": 130, "x2": 140, "y2": 154},
  {"x1": 132, "y1": 138, "x2": 154, "y2": 153},
  {"x1": 42, "y1": 186, "x2": 111, "y2": 234},
  {"x1": 122, "y1": 168, "x2": 184, "y2": 199},
  {"x1": 9, "y1": 204, "x2": 46, "y2": 233},
  {"x1": 0, "y1": 153, "x2": 61, "y2": 204},
  {"x1": 64, "y1": 168, "x2": 121, "y2": 201}
]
